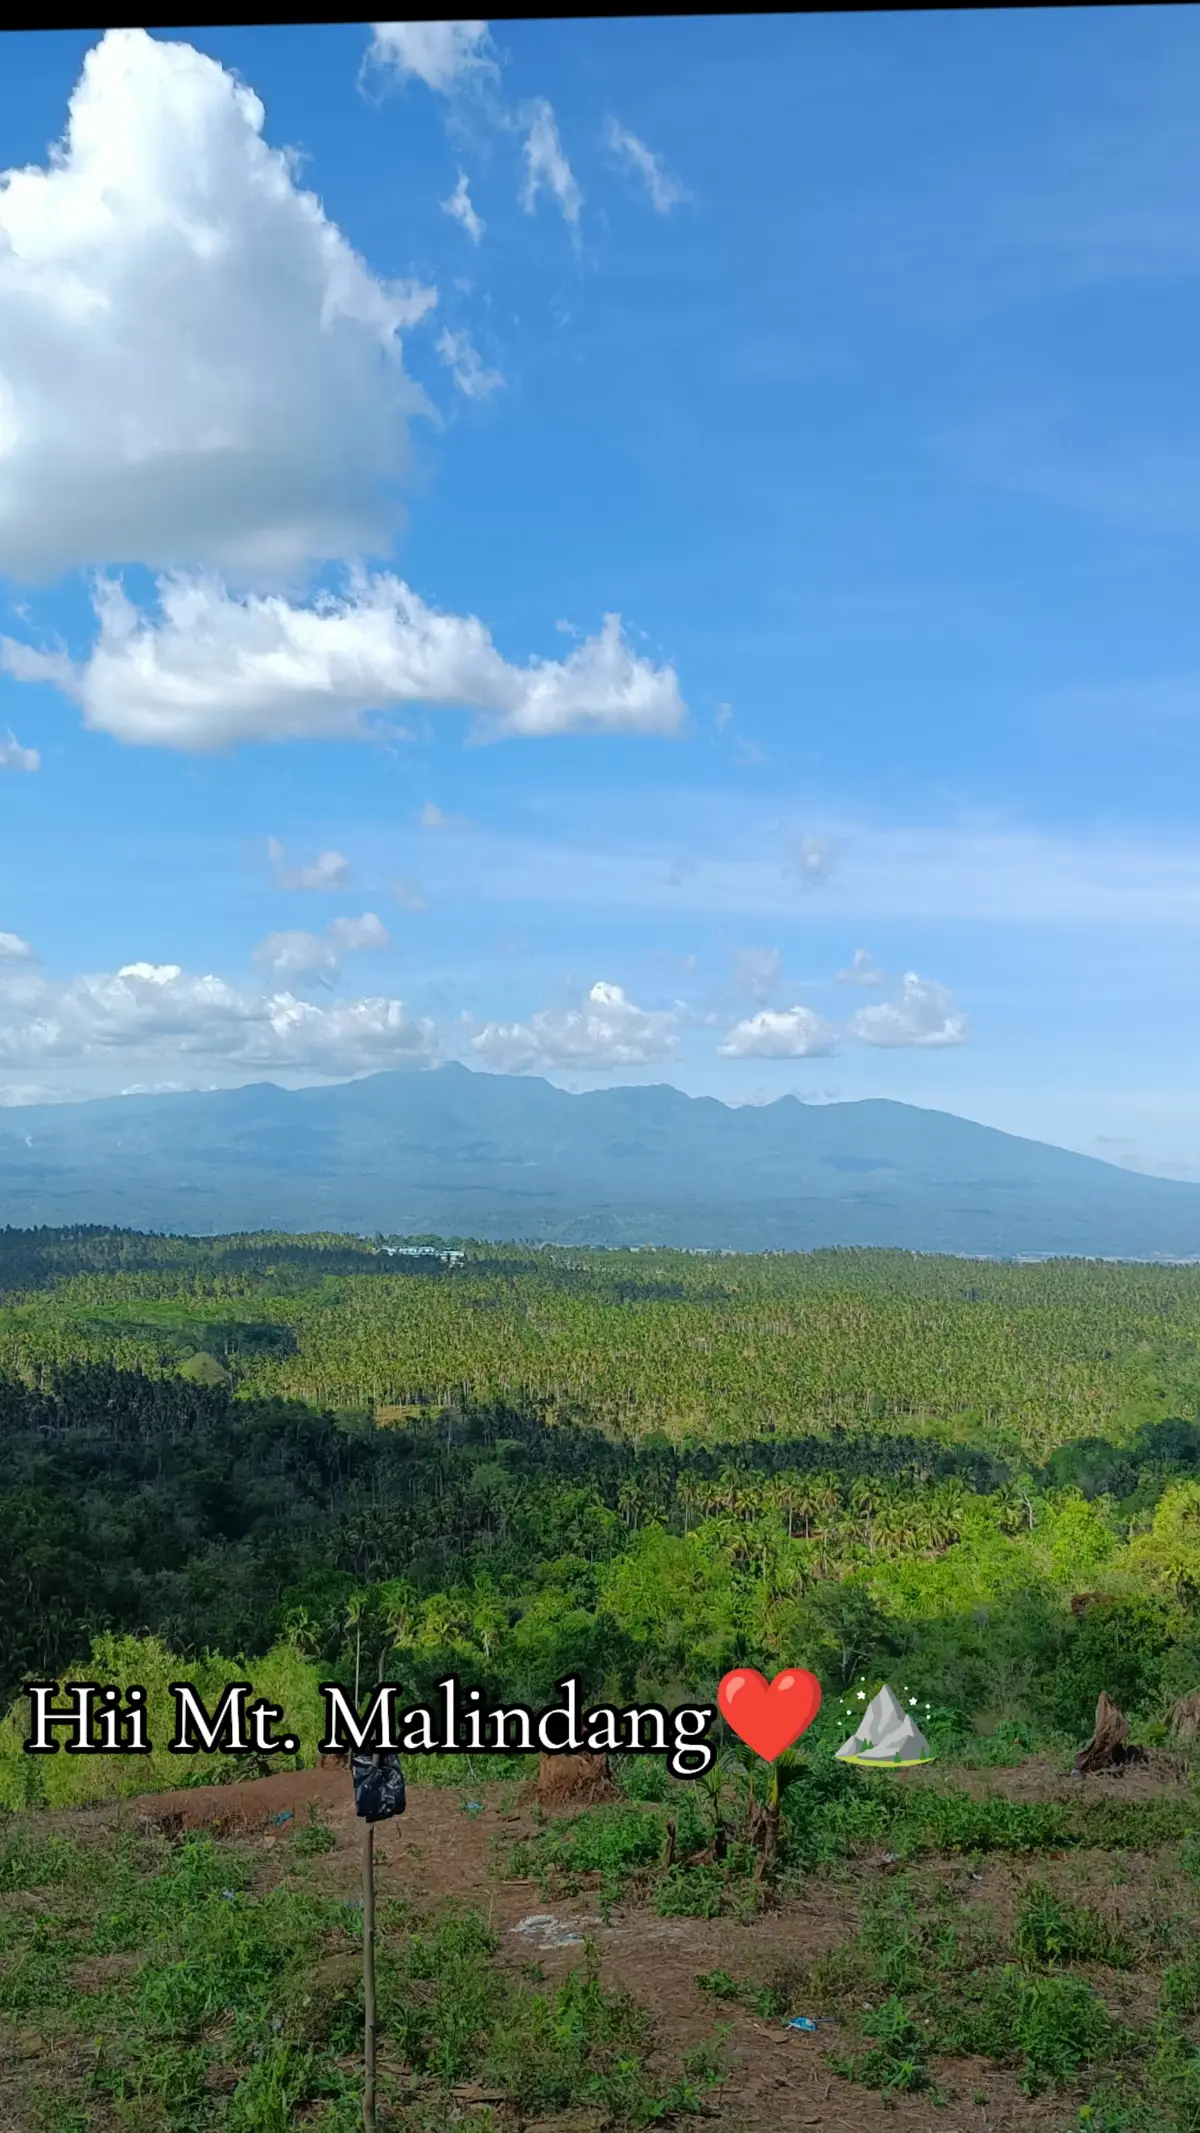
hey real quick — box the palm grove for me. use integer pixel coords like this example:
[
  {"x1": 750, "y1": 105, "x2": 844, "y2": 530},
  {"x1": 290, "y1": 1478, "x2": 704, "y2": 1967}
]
[{"x1": 4, "y1": 1229, "x2": 1200, "y2": 1799}]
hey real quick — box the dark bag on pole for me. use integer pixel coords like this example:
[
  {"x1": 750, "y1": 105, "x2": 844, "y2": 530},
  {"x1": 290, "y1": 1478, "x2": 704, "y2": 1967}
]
[{"x1": 351, "y1": 1750, "x2": 407, "y2": 1823}]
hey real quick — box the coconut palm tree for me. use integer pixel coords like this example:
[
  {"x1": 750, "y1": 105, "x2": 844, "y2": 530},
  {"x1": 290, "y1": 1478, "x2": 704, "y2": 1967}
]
[{"x1": 343, "y1": 1590, "x2": 370, "y2": 1704}]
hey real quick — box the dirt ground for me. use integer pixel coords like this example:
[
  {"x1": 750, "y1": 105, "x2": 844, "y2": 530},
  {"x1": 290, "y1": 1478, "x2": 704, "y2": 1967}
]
[
  {"x1": 54, "y1": 1755, "x2": 1187, "y2": 2132},
  {"x1": 899, "y1": 1748, "x2": 1191, "y2": 1804}
]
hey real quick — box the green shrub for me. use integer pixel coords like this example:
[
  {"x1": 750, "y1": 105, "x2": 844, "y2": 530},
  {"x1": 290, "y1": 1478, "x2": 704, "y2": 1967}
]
[
  {"x1": 1047, "y1": 1598, "x2": 1175, "y2": 1736},
  {"x1": 656, "y1": 1865, "x2": 726, "y2": 1918}
]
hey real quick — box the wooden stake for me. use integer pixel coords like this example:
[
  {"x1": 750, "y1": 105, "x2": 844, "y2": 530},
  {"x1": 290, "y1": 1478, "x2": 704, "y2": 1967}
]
[{"x1": 362, "y1": 1818, "x2": 377, "y2": 2132}]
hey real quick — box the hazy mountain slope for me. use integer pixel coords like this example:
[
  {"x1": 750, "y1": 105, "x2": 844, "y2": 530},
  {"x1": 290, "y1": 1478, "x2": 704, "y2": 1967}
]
[{"x1": 0, "y1": 1062, "x2": 1196, "y2": 1255}]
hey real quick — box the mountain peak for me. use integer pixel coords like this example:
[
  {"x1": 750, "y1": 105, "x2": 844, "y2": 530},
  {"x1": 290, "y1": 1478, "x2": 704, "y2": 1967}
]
[{"x1": 0, "y1": 1066, "x2": 1191, "y2": 1256}]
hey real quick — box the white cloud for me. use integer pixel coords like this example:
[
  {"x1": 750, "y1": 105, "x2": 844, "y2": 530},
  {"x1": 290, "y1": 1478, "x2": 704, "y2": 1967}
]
[
  {"x1": 121, "y1": 1080, "x2": 209, "y2": 1097},
  {"x1": 733, "y1": 945, "x2": 781, "y2": 1003},
  {"x1": 470, "y1": 980, "x2": 679, "y2": 1073},
  {"x1": 520, "y1": 100, "x2": 581, "y2": 227},
  {"x1": 605, "y1": 118, "x2": 689, "y2": 213},
  {"x1": 442, "y1": 171, "x2": 484, "y2": 243},
  {"x1": 437, "y1": 327, "x2": 503, "y2": 400},
  {"x1": 421, "y1": 801, "x2": 469, "y2": 832},
  {"x1": 391, "y1": 875, "x2": 427, "y2": 911},
  {"x1": 253, "y1": 911, "x2": 386, "y2": 985},
  {"x1": 836, "y1": 948, "x2": 887, "y2": 986},
  {"x1": 0, "y1": 956, "x2": 436, "y2": 1073},
  {"x1": 368, "y1": 22, "x2": 494, "y2": 93},
  {"x1": 0, "y1": 933, "x2": 34, "y2": 962},
  {"x1": 0, "y1": 1082, "x2": 63, "y2": 1106},
  {"x1": 848, "y1": 972, "x2": 968, "y2": 1049},
  {"x1": 0, "y1": 731, "x2": 39, "y2": 772},
  {"x1": 268, "y1": 838, "x2": 351, "y2": 892},
  {"x1": 0, "y1": 29, "x2": 436, "y2": 582},
  {"x1": 0, "y1": 641, "x2": 72, "y2": 691},
  {"x1": 718, "y1": 1006, "x2": 837, "y2": 1059},
  {"x1": 786, "y1": 832, "x2": 835, "y2": 887},
  {"x1": 327, "y1": 912, "x2": 389, "y2": 953},
  {"x1": 252, "y1": 933, "x2": 333, "y2": 982},
  {"x1": 6, "y1": 574, "x2": 686, "y2": 749}
]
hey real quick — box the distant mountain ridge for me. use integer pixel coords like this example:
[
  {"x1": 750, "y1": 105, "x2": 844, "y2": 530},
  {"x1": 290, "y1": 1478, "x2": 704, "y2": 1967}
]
[{"x1": 0, "y1": 1062, "x2": 1197, "y2": 1257}]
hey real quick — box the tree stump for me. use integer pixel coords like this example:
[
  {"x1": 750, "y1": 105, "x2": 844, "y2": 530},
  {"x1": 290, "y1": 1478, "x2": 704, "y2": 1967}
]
[
  {"x1": 1073, "y1": 1692, "x2": 1147, "y2": 1775},
  {"x1": 1169, "y1": 1691, "x2": 1200, "y2": 1742},
  {"x1": 529, "y1": 1752, "x2": 619, "y2": 1809}
]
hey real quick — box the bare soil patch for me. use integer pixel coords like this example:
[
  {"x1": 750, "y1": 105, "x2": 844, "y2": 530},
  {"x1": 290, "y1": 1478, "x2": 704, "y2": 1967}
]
[{"x1": 47, "y1": 1759, "x2": 1171, "y2": 2132}]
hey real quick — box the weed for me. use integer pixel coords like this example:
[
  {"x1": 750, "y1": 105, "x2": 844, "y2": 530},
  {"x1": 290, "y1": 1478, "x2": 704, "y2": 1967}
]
[
  {"x1": 656, "y1": 1865, "x2": 726, "y2": 1918},
  {"x1": 1015, "y1": 1883, "x2": 1132, "y2": 1969},
  {"x1": 224, "y1": 2042, "x2": 336, "y2": 2131},
  {"x1": 0, "y1": 1827, "x2": 89, "y2": 1892},
  {"x1": 946, "y1": 1965, "x2": 1125, "y2": 2093},
  {"x1": 293, "y1": 1806, "x2": 337, "y2": 1858},
  {"x1": 1, "y1": 1825, "x2": 723, "y2": 2130},
  {"x1": 854, "y1": 1996, "x2": 935, "y2": 2093},
  {"x1": 695, "y1": 1968, "x2": 740, "y2": 2001}
]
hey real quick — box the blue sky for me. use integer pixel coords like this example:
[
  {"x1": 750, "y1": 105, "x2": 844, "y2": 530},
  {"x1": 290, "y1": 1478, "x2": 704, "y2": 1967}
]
[{"x1": 2, "y1": 13, "x2": 1200, "y2": 1175}]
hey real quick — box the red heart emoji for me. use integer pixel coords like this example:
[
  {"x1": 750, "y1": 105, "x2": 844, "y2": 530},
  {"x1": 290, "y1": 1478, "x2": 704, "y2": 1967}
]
[{"x1": 717, "y1": 1668, "x2": 822, "y2": 1761}]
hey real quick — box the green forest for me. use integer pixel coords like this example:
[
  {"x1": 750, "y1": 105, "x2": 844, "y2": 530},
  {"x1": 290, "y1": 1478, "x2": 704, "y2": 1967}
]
[
  {"x1": 5, "y1": 1227, "x2": 1200, "y2": 1753},
  {"x1": 9, "y1": 1228, "x2": 1200, "y2": 2130}
]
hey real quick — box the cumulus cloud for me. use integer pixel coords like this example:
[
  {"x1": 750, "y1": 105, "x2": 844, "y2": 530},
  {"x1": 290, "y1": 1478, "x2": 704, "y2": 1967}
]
[
  {"x1": 367, "y1": 21, "x2": 494, "y2": 93},
  {"x1": 0, "y1": 933, "x2": 34, "y2": 961},
  {"x1": 0, "y1": 956, "x2": 435, "y2": 1074},
  {"x1": 5, "y1": 574, "x2": 686, "y2": 749},
  {"x1": 718, "y1": 1006, "x2": 837, "y2": 1059},
  {"x1": 0, "y1": 731, "x2": 39, "y2": 772},
  {"x1": 470, "y1": 980, "x2": 679, "y2": 1073},
  {"x1": 0, "y1": 29, "x2": 436, "y2": 581},
  {"x1": 605, "y1": 118, "x2": 689, "y2": 213},
  {"x1": 836, "y1": 948, "x2": 887, "y2": 986},
  {"x1": 437, "y1": 328, "x2": 503, "y2": 400},
  {"x1": 848, "y1": 973, "x2": 968, "y2": 1049},
  {"x1": 253, "y1": 911, "x2": 388, "y2": 984},
  {"x1": 733, "y1": 946, "x2": 780, "y2": 1004},
  {"x1": 442, "y1": 171, "x2": 484, "y2": 243},
  {"x1": 520, "y1": 100, "x2": 581, "y2": 227},
  {"x1": 267, "y1": 839, "x2": 351, "y2": 892}
]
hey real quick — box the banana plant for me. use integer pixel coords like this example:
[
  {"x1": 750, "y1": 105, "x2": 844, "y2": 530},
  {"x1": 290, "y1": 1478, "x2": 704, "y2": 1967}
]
[{"x1": 761, "y1": 1747, "x2": 809, "y2": 1870}]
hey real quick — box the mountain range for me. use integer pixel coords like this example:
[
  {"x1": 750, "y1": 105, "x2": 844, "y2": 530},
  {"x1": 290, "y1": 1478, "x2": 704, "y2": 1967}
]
[{"x1": 0, "y1": 1064, "x2": 1197, "y2": 1257}]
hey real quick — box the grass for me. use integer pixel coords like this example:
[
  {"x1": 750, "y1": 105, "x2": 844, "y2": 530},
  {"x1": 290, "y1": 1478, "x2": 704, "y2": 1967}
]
[
  {"x1": 0, "y1": 1816, "x2": 727, "y2": 2131},
  {"x1": 687, "y1": 1848, "x2": 1200, "y2": 2125},
  {"x1": 9, "y1": 1753, "x2": 1200, "y2": 2128}
]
